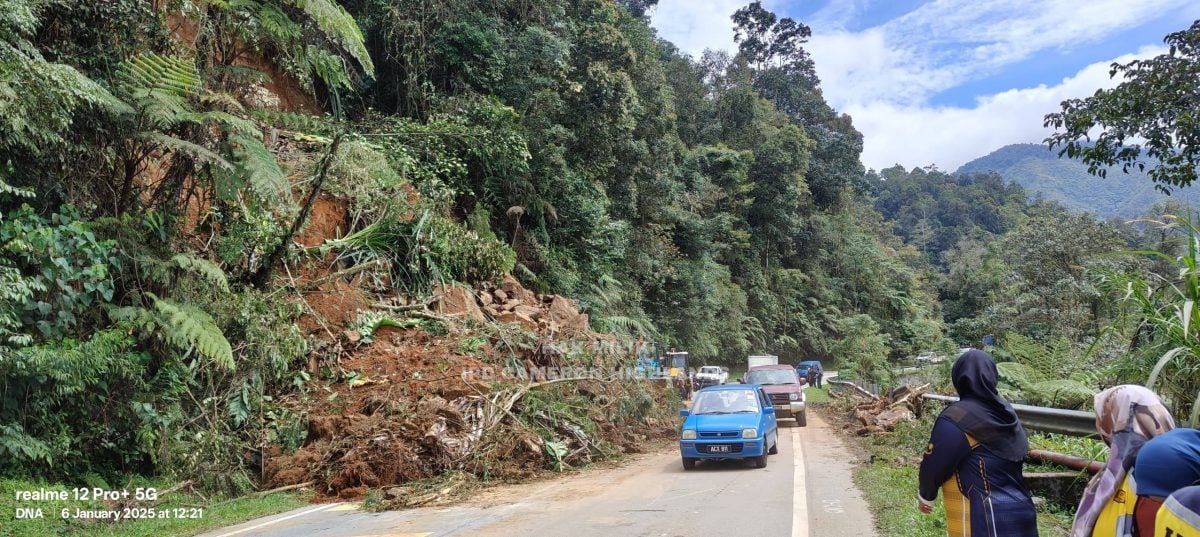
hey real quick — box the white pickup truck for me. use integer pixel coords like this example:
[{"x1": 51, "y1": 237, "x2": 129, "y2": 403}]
[{"x1": 694, "y1": 366, "x2": 728, "y2": 388}]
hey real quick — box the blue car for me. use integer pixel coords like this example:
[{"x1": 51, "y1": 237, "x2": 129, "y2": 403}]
[{"x1": 678, "y1": 384, "x2": 779, "y2": 470}]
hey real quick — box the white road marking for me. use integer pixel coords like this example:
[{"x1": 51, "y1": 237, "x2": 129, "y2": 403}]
[
  {"x1": 792, "y1": 428, "x2": 809, "y2": 537},
  {"x1": 210, "y1": 502, "x2": 345, "y2": 537}
]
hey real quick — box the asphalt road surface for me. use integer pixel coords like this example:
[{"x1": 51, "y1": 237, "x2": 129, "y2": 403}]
[{"x1": 199, "y1": 411, "x2": 877, "y2": 537}]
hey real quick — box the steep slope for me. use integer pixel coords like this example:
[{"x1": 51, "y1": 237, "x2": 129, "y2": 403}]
[{"x1": 957, "y1": 143, "x2": 1200, "y2": 217}]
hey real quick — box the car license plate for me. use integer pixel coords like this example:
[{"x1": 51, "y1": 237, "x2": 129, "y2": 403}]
[{"x1": 709, "y1": 444, "x2": 730, "y2": 453}]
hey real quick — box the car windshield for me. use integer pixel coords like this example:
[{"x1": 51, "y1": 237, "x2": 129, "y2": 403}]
[
  {"x1": 746, "y1": 369, "x2": 799, "y2": 385},
  {"x1": 691, "y1": 390, "x2": 760, "y2": 414},
  {"x1": 700, "y1": 367, "x2": 720, "y2": 374}
]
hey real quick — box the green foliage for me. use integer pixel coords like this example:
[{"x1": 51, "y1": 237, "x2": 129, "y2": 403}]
[
  {"x1": 0, "y1": 205, "x2": 118, "y2": 341},
  {"x1": 832, "y1": 314, "x2": 891, "y2": 385},
  {"x1": 190, "y1": 0, "x2": 374, "y2": 92},
  {"x1": 1045, "y1": 20, "x2": 1200, "y2": 191},
  {"x1": 1024, "y1": 380, "x2": 1095, "y2": 409},
  {"x1": 0, "y1": 0, "x2": 131, "y2": 155},
  {"x1": 148, "y1": 295, "x2": 235, "y2": 370},
  {"x1": 1100, "y1": 214, "x2": 1200, "y2": 425},
  {"x1": 330, "y1": 210, "x2": 516, "y2": 292},
  {"x1": 0, "y1": 328, "x2": 145, "y2": 475}
]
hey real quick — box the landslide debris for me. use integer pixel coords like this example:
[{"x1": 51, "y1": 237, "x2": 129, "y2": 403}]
[{"x1": 266, "y1": 221, "x2": 676, "y2": 503}]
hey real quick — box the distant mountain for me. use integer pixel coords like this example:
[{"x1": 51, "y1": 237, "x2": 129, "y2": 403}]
[{"x1": 956, "y1": 143, "x2": 1200, "y2": 218}]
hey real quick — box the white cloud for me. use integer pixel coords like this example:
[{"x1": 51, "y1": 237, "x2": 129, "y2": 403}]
[
  {"x1": 648, "y1": 0, "x2": 745, "y2": 58},
  {"x1": 809, "y1": 0, "x2": 1192, "y2": 107},
  {"x1": 849, "y1": 46, "x2": 1165, "y2": 171},
  {"x1": 649, "y1": 0, "x2": 1195, "y2": 170}
]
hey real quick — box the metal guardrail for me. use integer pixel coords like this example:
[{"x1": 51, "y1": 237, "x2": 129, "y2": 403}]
[{"x1": 922, "y1": 394, "x2": 1097, "y2": 437}]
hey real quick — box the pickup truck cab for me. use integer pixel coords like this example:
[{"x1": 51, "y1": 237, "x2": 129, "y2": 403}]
[
  {"x1": 744, "y1": 364, "x2": 807, "y2": 426},
  {"x1": 679, "y1": 385, "x2": 779, "y2": 469},
  {"x1": 694, "y1": 366, "x2": 728, "y2": 388}
]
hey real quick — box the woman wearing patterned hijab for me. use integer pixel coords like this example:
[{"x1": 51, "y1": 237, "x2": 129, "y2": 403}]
[{"x1": 1071, "y1": 385, "x2": 1175, "y2": 537}]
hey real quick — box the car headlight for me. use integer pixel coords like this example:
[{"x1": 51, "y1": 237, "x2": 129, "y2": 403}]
[
  {"x1": 742, "y1": 428, "x2": 758, "y2": 438},
  {"x1": 681, "y1": 429, "x2": 697, "y2": 440},
  {"x1": 789, "y1": 392, "x2": 799, "y2": 401}
]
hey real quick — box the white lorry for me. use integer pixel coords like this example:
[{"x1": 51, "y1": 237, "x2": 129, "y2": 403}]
[
  {"x1": 747, "y1": 355, "x2": 779, "y2": 368},
  {"x1": 694, "y1": 366, "x2": 729, "y2": 388}
]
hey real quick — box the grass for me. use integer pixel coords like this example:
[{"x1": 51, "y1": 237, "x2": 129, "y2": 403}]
[
  {"x1": 847, "y1": 410, "x2": 1074, "y2": 537},
  {"x1": 803, "y1": 384, "x2": 832, "y2": 404},
  {"x1": 1, "y1": 478, "x2": 310, "y2": 537}
]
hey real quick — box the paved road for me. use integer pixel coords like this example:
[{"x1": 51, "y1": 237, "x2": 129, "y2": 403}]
[{"x1": 199, "y1": 411, "x2": 877, "y2": 537}]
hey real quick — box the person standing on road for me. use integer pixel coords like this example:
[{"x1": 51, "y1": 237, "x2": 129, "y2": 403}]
[
  {"x1": 918, "y1": 349, "x2": 1038, "y2": 537},
  {"x1": 1071, "y1": 385, "x2": 1174, "y2": 537}
]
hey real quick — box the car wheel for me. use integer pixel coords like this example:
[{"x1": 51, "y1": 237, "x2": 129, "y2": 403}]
[
  {"x1": 796, "y1": 410, "x2": 808, "y2": 427},
  {"x1": 682, "y1": 457, "x2": 697, "y2": 470},
  {"x1": 754, "y1": 453, "x2": 768, "y2": 468},
  {"x1": 768, "y1": 437, "x2": 779, "y2": 455}
]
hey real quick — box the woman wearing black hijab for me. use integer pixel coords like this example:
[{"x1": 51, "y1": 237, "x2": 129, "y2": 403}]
[{"x1": 918, "y1": 349, "x2": 1038, "y2": 536}]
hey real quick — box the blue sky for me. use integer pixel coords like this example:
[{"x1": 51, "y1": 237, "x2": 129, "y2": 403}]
[{"x1": 650, "y1": 0, "x2": 1200, "y2": 171}]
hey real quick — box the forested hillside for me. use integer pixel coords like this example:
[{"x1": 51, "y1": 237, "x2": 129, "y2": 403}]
[
  {"x1": 957, "y1": 143, "x2": 1200, "y2": 217},
  {"x1": 0, "y1": 0, "x2": 944, "y2": 506}
]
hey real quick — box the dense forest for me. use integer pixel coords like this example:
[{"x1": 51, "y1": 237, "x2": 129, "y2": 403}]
[{"x1": 3, "y1": 0, "x2": 1199, "y2": 522}]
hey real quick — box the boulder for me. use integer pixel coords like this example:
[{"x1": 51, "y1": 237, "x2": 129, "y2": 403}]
[
  {"x1": 493, "y1": 289, "x2": 508, "y2": 302},
  {"x1": 514, "y1": 304, "x2": 542, "y2": 319},
  {"x1": 497, "y1": 310, "x2": 538, "y2": 331},
  {"x1": 478, "y1": 292, "x2": 493, "y2": 306},
  {"x1": 546, "y1": 295, "x2": 591, "y2": 333},
  {"x1": 435, "y1": 283, "x2": 486, "y2": 324},
  {"x1": 501, "y1": 274, "x2": 537, "y2": 304}
]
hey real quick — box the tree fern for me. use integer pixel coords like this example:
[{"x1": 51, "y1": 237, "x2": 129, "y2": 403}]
[
  {"x1": 284, "y1": 0, "x2": 374, "y2": 76},
  {"x1": 151, "y1": 295, "x2": 235, "y2": 370}
]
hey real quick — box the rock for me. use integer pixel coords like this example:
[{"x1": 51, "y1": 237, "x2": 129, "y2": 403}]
[
  {"x1": 501, "y1": 274, "x2": 537, "y2": 304},
  {"x1": 497, "y1": 311, "x2": 538, "y2": 331},
  {"x1": 502, "y1": 299, "x2": 520, "y2": 311},
  {"x1": 493, "y1": 289, "x2": 508, "y2": 302},
  {"x1": 385, "y1": 487, "x2": 404, "y2": 500},
  {"x1": 435, "y1": 283, "x2": 486, "y2": 324},
  {"x1": 514, "y1": 304, "x2": 541, "y2": 319},
  {"x1": 343, "y1": 329, "x2": 361, "y2": 344},
  {"x1": 479, "y1": 292, "x2": 493, "y2": 306},
  {"x1": 546, "y1": 295, "x2": 589, "y2": 333}
]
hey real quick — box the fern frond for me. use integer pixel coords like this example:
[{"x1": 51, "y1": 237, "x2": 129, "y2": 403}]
[
  {"x1": 229, "y1": 132, "x2": 286, "y2": 201},
  {"x1": 141, "y1": 132, "x2": 234, "y2": 171},
  {"x1": 285, "y1": 0, "x2": 374, "y2": 76},
  {"x1": 123, "y1": 53, "x2": 201, "y2": 98},
  {"x1": 151, "y1": 296, "x2": 235, "y2": 370},
  {"x1": 169, "y1": 253, "x2": 230, "y2": 292},
  {"x1": 195, "y1": 109, "x2": 259, "y2": 135}
]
